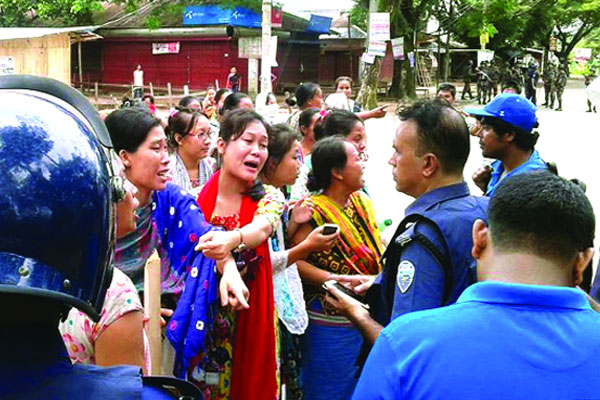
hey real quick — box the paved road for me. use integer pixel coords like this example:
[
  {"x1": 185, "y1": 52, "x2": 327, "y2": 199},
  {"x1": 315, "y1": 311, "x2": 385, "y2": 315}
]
[{"x1": 364, "y1": 78, "x2": 600, "y2": 268}]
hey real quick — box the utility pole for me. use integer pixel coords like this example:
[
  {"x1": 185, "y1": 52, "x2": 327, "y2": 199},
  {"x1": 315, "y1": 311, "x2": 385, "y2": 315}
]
[{"x1": 260, "y1": 0, "x2": 273, "y2": 95}]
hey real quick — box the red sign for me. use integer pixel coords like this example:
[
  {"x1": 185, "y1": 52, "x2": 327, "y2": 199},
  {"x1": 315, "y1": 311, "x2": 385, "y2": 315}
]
[{"x1": 271, "y1": 7, "x2": 282, "y2": 28}]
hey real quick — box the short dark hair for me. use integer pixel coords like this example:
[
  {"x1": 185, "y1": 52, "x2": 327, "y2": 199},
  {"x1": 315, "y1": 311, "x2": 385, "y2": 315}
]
[
  {"x1": 314, "y1": 109, "x2": 362, "y2": 141},
  {"x1": 219, "y1": 108, "x2": 270, "y2": 144},
  {"x1": 295, "y1": 82, "x2": 321, "y2": 108},
  {"x1": 142, "y1": 94, "x2": 155, "y2": 104},
  {"x1": 397, "y1": 100, "x2": 469, "y2": 175},
  {"x1": 105, "y1": 107, "x2": 162, "y2": 153},
  {"x1": 437, "y1": 83, "x2": 456, "y2": 98},
  {"x1": 179, "y1": 95, "x2": 201, "y2": 109},
  {"x1": 489, "y1": 171, "x2": 595, "y2": 264},
  {"x1": 222, "y1": 92, "x2": 251, "y2": 114},
  {"x1": 307, "y1": 136, "x2": 348, "y2": 192},
  {"x1": 481, "y1": 116, "x2": 539, "y2": 152},
  {"x1": 263, "y1": 124, "x2": 300, "y2": 180}
]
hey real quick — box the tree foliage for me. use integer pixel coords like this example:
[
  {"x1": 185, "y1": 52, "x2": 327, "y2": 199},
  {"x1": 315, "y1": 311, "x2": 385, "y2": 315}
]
[{"x1": 0, "y1": 0, "x2": 262, "y2": 27}]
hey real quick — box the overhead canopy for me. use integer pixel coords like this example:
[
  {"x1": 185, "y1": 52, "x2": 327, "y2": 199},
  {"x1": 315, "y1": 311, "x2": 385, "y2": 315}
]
[{"x1": 0, "y1": 26, "x2": 101, "y2": 43}]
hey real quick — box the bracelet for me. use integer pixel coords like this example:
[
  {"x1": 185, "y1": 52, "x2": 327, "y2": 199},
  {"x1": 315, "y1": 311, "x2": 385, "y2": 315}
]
[{"x1": 233, "y1": 228, "x2": 247, "y2": 253}]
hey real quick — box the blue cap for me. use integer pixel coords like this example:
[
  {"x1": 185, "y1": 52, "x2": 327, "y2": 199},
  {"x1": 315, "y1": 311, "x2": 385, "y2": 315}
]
[{"x1": 465, "y1": 93, "x2": 537, "y2": 133}]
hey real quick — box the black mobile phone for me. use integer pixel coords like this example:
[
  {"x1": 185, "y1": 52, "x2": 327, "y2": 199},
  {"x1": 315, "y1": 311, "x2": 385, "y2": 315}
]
[
  {"x1": 322, "y1": 280, "x2": 370, "y2": 309},
  {"x1": 322, "y1": 223, "x2": 339, "y2": 235}
]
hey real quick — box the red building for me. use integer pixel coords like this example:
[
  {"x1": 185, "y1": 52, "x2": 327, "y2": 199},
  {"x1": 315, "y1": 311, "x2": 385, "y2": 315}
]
[{"x1": 76, "y1": 4, "x2": 324, "y2": 93}]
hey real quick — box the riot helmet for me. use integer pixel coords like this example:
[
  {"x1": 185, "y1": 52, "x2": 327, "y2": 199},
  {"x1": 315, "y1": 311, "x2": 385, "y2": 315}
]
[{"x1": 0, "y1": 75, "x2": 122, "y2": 322}]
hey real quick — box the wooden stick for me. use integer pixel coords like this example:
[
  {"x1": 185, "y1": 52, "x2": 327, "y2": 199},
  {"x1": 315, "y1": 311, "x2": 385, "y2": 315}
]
[{"x1": 144, "y1": 250, "x2": 162, "y2": 376}]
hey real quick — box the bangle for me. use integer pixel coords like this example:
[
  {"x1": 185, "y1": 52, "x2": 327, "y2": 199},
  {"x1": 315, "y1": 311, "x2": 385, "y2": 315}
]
[{"x1": 233, "y1": 228, "x2": 247, "y2": 252}]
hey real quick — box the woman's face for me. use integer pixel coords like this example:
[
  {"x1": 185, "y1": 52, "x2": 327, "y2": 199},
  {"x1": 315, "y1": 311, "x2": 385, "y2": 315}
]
[
  {"x1": 121, "y1": 125, "x2": 170, "y2": 193},
  {"x1": 338, "y1": 141, "x2": 365, "y2": 192},
  {"x1": 207, "y1": 89, "x2": 216, "y2": 103},
  {"x1": 178, "y1": 115, "x2": 212, "y2": 160},
  {"x1": 116, "y1": 178, "x2": 140, "y2": 238},
  {"x1": 345, "y1": 121, "x2": 368, "y2": 156},
  {"x1": 306, "y1": 88, "x2": 324, "y2": 109},
  {"x1": 219, "y1": 121, "x2": 269, "y2": 183},
  {"x1": 187, "y1": 99, "x2": 202, "y2": 110},
  {"x1": 300, "y1": 112, "x2": 320, "y2": 141},
  {"x1": 238, "y1": 96, "x2": 254, "y2": 110},
  {"x1": 336, "y1": 80, "x2": 352, "y2": 99},
  {"x1": 271, "y1": 140, "x2": 301, "y2": 187}
]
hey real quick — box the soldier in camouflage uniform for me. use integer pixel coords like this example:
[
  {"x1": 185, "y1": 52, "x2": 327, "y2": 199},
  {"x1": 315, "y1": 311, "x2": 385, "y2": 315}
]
[
  {"x1": 552, "y1": 65, "x2": 568, "y2": 111},
  {"x1": 462, "y1": 60, "x2": 476, "y2": 100},
  {"x1": 542, "y1": 63, "x2": 556, "y2": 107}
]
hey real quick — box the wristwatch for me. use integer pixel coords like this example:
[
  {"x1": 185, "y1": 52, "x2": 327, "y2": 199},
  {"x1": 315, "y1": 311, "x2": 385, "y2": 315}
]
[{"x1": 233, "y1": 228, "x2": 247, "y2": 252}]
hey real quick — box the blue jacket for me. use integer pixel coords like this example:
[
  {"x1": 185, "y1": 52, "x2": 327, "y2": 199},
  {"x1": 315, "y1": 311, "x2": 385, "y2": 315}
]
[{"x1": 367, "y1": 183, "x2": 489, "y2": 326}]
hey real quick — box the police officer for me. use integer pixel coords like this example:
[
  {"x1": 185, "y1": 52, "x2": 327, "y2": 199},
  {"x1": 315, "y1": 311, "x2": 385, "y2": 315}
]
[
  {"x1": 323, "y1": 100, "x2": 489, "y2": 344},
  {"x1": 525, "y1": 62, "x2": 540, "y2": 105},
  {"x1": 0, "y1": 75, "x2": 200, "y2": 399}
]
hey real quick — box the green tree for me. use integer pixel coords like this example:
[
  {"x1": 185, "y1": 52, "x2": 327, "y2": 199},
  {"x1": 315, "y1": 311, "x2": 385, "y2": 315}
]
[
  {"x1": 354, "y1": 0, "x2": 441, "y2": 105},
  {"x1": 0, "y1": 0, "x2": 262, "y2": 27}
]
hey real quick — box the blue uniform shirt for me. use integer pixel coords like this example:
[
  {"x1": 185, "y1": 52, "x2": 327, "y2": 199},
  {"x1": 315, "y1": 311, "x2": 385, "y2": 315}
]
[
  {"x1": 388, "y1": 183, "x2": 488, "y2": 320},
  {"x1": 354, "y1": 281, "x2": 600, "y2": 399},
  {"x1": 486, "y1": 149, "x2": 547, "y2": 196}
]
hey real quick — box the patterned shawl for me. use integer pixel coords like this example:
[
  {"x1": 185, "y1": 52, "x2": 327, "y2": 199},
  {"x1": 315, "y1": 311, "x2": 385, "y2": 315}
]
[{"x1": 310, "y1": 191, "x2": 383, "y2": 275}]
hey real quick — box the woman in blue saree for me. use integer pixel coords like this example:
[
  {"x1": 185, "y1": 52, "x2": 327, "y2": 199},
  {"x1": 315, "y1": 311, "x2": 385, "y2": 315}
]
[{"x1": 104, "y1": 107, "x2": 248, "y2": 379}]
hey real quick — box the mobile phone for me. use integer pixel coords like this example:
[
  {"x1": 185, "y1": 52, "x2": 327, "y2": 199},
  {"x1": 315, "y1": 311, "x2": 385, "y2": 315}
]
[
  {"x1": 322, "y1": 223, "x2": 339, "y2": 235},
  {"x1": 322, "y1": 280, "x2": 370, "y2": 310}
]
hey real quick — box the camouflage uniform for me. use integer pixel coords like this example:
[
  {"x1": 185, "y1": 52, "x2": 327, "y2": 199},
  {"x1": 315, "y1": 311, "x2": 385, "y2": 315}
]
[
  {"x1": 542, "y1": 64, "x2": 556, "y2": 107},
  {"x1": 552, "y1": 66, "x2": 568, "y2": 111},
  {"x1": 462, "y1": 60, "x2": 476, "y2": 100}
]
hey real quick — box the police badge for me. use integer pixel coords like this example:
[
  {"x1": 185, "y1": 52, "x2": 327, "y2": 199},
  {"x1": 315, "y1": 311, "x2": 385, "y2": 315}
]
[{"x1": 397, "y1": 260, "x2": 415, "y2": 293}]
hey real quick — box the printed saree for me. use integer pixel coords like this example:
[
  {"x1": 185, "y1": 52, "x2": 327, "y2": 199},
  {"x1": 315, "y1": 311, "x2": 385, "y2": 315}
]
[{"x1": 195, "y1": 170, "x2": 278, "y2": 400}]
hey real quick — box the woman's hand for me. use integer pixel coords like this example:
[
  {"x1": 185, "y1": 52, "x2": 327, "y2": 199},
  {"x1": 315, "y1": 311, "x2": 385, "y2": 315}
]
[
  {"x1": 143, "y1": 308, "x2": 174, "y2": 328},
  {"x1": 303, "y1": 225, "x2": 339, "y2": 253},
  {"x1": 290, "y1": 198, "x2": 313, "y2": 226},
  {"x1": 219, "y1": 257, "x2": 250, "y2": 310},
  {"x1": 195, "y1": 230, "x2": 239, "y2": 260},
  {"x1": 328, "y1": 274, "x2": 376, "y2": 295}
]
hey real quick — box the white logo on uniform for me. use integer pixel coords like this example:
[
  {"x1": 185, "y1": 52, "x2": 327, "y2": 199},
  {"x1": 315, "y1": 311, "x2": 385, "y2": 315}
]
[{"x1": 397, "y1": 260, "x2": 415, "y2": 294}]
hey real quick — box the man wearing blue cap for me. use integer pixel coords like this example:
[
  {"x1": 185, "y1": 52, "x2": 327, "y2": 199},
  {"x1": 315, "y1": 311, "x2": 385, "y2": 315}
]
[{"x1": 466, "y1": 93, "x2": 547, "y2": 197}]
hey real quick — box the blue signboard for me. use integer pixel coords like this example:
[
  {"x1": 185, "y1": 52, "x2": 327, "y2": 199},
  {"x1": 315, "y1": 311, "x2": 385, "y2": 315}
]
[
  {"x1": 306, "y1": 14, "x2": 332, "y2": 34},
  {"x1": 183, "y1": 5, "x2": 262, "y2": 28}
]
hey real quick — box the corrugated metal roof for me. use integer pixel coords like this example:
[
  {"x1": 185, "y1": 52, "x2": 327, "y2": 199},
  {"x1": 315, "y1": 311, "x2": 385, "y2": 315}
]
[{"x1": 0, "y1": 26, "x2": 98, "y2": 41}]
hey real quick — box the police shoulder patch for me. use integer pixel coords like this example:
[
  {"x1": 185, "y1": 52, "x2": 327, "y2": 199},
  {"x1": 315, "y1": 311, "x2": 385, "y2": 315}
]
[{"x1": 397, "y1": 260, "x2": 415, "y2": 294}]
